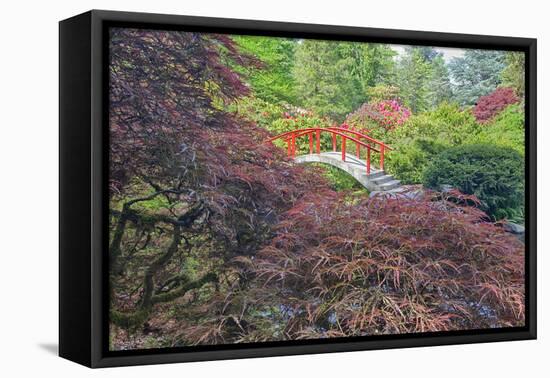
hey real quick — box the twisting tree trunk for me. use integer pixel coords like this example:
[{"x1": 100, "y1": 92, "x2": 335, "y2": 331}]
[
  {"x1": 109, "y1": 204, "x2": 130, "y2": 276},
  {"x1": 110, "y1": 197, "x2": 218, "y2": 329},
  {"x1": 141, "y1": 224, "x2": 181, "y2": 309}
]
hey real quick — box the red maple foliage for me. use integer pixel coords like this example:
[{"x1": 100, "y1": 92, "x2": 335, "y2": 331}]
[
  {"x1": 473, "y1": 87, "x2": 519, "y2": 123},
  {"x1": 108, "y1": 28, "x2": 329, "y2": 334},
  {"x1": 180, "y1": 190, "x2": 524, "y2": 344},
  {"x1": 108, "y1": 28, "x2": 323, "y2": 253}
]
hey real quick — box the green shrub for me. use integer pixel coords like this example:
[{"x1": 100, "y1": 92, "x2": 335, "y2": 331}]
[
  {"x1": 384, "y1": 103, "x2": 478, "y2": 184},
  {"x1": 388, "y1": 102, "x2": 479, "y2": 145},
  {"x1": 366, "y1": 85, "x2": 400, "y2": 102},
  {"x1": 467, "y1": 104, "x2": 524, "y2": 155},
  {"x1": 231, "y1": 96, "x2": 285, "y2": 129},
  {"x1": 232, "y1": 36, "x2": 297, "y2": 105},
  {"x1": 423, "y1": 144, "x2": 524, "y2": 221},
  {"x1": 314, "y1": 164, "x2": 365, "y2": 192},
  {"x1": 269, "y1": 113, "x2": 335, "y2": 154},
  {"x1": 386, "y1": 138, "x2": 448, "y2": 184}
]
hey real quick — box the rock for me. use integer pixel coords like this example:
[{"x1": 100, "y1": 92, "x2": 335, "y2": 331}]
[
  {"x1": 503, "y1": 222, "x2": 525, "y2": 234},
  {"x1": 503, "y1": 221, "x2": 525, "y2": 243},
  {"x1": 369, "y1": 185, "x2": 425, "y2": 200}
]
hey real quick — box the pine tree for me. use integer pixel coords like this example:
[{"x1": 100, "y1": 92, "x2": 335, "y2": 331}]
[
  {"x1": 448, "y1": 50, "x2": 506, "y2": 106},
  {"x1": 293, "y1": 40, "x2": 395, "y2": 121},
  {"x1": 501, "y1": 51, "x2": 525, "y2": 98},
  {"x1": 394, "y1": 47, "x2": 453, "y2": 112},
  {"x1": 428, "y1": 54, "x2": 453, "y2": 107},
  {"x1": 233, "y1": 36, "x2": 298, "y2": 104},
  {"x1": 396, "y1": 47, "x2": 432, "y2": 112}
]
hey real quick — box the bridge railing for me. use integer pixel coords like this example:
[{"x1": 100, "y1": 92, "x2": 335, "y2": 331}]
[{"x1": 265, "y1": 127, "x2": 392, "y2": 175}]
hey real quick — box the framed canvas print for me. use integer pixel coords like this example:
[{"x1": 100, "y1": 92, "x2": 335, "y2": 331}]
[{"x1": 59, "y1": 10, "x2": 536, "y2": 368}]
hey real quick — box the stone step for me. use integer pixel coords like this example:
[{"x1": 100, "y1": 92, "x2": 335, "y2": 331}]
[
  {"x1": 370, "y1": 175, "x2": 394, "y2": 184},
  {"x1": 366, "y1": 170, "x2": 386, "y2": 179},
  {"x1": 378, "y1": 179, "x2": 401, "y2": 190}
]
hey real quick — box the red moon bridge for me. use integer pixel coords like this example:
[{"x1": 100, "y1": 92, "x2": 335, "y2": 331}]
[{"x1": 265, "y1": 127, "x2": 401, "y2": 191}]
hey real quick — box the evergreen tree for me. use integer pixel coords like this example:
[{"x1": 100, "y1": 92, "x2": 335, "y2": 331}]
[
  {"x1": 416, "y1": 46, "x2": 440, "y2": 62},
  {"x1": 396, "y1": 47, "x2": 432, "y2": 112},
  {"x1": 233, "y1": 36, "x2": 298, "y2": 104},
  {"x1": 448, "y1": 50, "x2": 506, "y2": 106},
  {"x1": 394, "y1": 47, "x2": 453, "y2": 112},
  {"x1": 293, "y1": 40, "x2": 395, "y2": 121},
  {"x1": 428, "y1": 54, "x2": 453, "y2": 107},
  {"x1": 501, "y1": 51, "x2": 525, "y2": 98}
]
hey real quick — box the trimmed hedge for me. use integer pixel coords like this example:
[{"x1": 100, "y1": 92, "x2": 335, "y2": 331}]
[{"x1": 423, "y1": 144, "x2": 524, "y2": 221}]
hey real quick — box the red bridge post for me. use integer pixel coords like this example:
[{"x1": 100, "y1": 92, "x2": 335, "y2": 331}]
[
  {"x1": 367, "y1": 147, "x2": 371, "y2": 175},
  {"x1": 341, "y1": 136, "x2": 346, "y2": 162},
  {"x1": 287, "y1": 137, "x2": 291, "y2": 157},
  {"x1": 316, "y1": 129, "x2": 321, "y2": 154}
]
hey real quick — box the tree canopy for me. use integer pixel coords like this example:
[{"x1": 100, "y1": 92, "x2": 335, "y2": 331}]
[
  {"x1": 394, "y1": 47, "x2": 453, "y2": 112},
  {"x1": 448, "y1": 50, "x2": 507, "y2": 105},
  {"x1": 501, "y1": 51, "x2": 526, "y2": 97},
  {"x1": 293, "y1": 40, "x2": 395, "y2": 121},
  {"x1": 233, "y1": 35, "x2": 298, "y2": 104}
]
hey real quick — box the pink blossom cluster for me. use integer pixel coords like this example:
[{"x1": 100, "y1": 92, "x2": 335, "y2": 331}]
[{"x1": 355, "y1": 100, "x2": 411, "y2": 131}]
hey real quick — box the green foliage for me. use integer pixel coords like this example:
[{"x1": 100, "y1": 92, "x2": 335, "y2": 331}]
[
  {"x1": 360, "y1": 43, "x2": 397, "y2": 87},
  {"x1": 388, "y1": 102, "x2": 480, "y2": 145},
  {"x1": 428, "y1": 55, "x2": 453, "y2": 108},
  {"x1": 395, "y1": 47, "x2": 432, "y2": 112},
  {"x1": 314, "y1": 164, "x2": 365, "y2": 192},
  {"x1": 366, "y1": 84, "x2": 400, "y2": 102},
  {"x1": 386, "y1": 138, "x2": 448, "y2": 184},
  {"x1": 393, "y1": 47, "x2": 454, "y2": 112},
  {"x1": 233, "y1": 36, "x2": 298, "y2": 104},
  {"x1": 448, "y1": 50, "x2": 507, "y2": 105},
  {"x1": 468, "y1": 104, "x2": 525, "y2": 155},
  {"x1": 232, "y1": 96, "x2": 285, "y2": 129},
  {"x1": 501, "y1": 51, "x2": 525, "y2": 98},
  {"x1": 293, "y1": 40, "x2": 395, "y2": 122},
  {"x1": 423, "y1": 144, "x2": 524, "y2": 220},
  {"x1": 268, "y1": 112, "x2": 334, "y2": 153},
  {"x1": 385, "y1": 103, "x2": 479, "y2": 184}
]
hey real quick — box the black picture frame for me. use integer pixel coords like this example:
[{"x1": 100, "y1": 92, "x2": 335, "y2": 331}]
[{"x1": 59, "y1": 9, "x2": 537, "y2": 368}]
